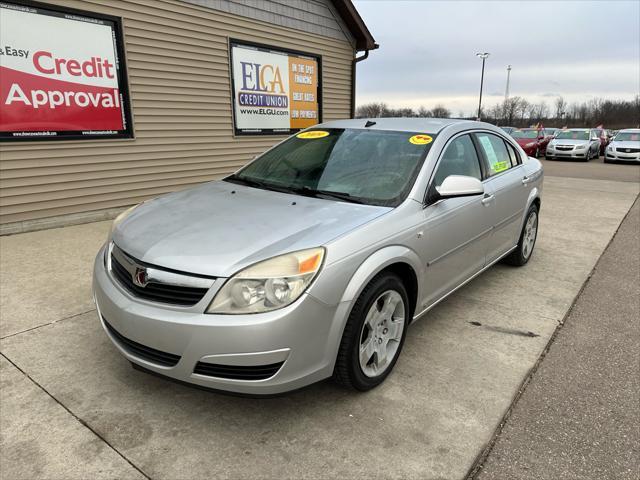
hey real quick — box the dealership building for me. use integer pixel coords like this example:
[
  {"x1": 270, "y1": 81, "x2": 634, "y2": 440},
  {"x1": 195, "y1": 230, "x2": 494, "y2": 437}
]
[{"x1": 0, "y1": 0, "x2": 377, "y2": 233}]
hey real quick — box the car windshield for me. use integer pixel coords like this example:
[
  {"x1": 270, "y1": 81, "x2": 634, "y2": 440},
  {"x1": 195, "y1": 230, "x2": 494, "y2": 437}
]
[
  {"x1": 556, "y1": 130, "x2": 589, "y2": 140},
  {"x1": 225, "y1": 128, "x2": 435, "y2": 207},
  {"x1": 511, "y1": 130, "x2": 538, "y2": 139},
  {"x1": 614, "y1": 132, "x2": 639, "y2": 141}
]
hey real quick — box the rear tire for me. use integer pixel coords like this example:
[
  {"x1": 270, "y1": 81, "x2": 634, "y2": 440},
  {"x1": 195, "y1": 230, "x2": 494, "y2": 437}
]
[
  {"x1": 505, "y1": 204, "x2": 539, "y2": 266},
  {"x1": 334, "y1": 272, "x2": 410, "y2": 391}
]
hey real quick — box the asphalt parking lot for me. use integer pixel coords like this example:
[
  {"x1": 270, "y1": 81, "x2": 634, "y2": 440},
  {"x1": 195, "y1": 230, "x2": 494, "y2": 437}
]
[{"x1": 1, "y1": 157, "x2": 639, "y2": 479}]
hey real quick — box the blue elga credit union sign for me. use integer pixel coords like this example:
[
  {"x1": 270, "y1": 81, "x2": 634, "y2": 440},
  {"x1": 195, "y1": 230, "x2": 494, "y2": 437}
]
[{"x1": 229, "y1": 39, "x2": 321, "y2": 136}]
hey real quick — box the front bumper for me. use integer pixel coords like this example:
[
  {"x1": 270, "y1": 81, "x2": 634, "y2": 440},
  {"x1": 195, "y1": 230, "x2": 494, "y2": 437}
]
[
  {"x1": 605, "y1": 151, "x2": 640, "y2": 161},
  {"x1": 546, "y1": 149, "x2": 589, "y2": 160},
  {"x1": 92, "y1": 245, "x2": 348, "y2": 395}
]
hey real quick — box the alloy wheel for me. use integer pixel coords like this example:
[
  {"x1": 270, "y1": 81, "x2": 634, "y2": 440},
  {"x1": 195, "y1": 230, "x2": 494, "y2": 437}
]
[
  {"x1": 522, "y1": 211, "x2": 538, "y2": 260},
  {"x1": 358, "y1": 290, "x2": 406, "y2": 378}
]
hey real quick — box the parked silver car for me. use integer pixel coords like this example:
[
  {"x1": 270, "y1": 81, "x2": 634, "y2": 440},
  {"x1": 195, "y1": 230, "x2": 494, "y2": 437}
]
[
  {"x1": 545, "y1": 128, "x2": 600, "y2": 161},
  {"x1": 605, "y1": 128, "x2": 640, "y2": 162},
  {"x1": 93, "y1": 118, "x2": 543, "y2": 395}
]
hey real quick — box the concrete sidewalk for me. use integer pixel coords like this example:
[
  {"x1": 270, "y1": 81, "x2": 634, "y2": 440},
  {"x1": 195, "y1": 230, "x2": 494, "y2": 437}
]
[
  {"x1": 1, "y1": 175, "x2": 638, "y2": 480},
  {"x1": 475, "y1": 198, "x2": 640, "y2": 480}
]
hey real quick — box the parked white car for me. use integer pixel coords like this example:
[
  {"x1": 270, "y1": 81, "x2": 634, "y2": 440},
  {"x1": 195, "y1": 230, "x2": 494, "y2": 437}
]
[{"x1": 605, "y1": 129, "x2": 640, "y2": 163}]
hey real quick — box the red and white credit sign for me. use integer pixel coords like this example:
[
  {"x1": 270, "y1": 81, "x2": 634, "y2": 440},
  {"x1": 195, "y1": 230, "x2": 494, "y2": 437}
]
[{"x1": 0, "y1": 1, "x2": 132, "y2": 140}]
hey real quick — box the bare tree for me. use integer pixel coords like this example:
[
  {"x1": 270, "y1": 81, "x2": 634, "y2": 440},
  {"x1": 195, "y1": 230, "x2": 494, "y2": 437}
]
[
  {"x1": 355, "y1": 102, "x2": 386, "y2": 118},
  {"x1": 359, "y1": 96, "x2": 638, "y2": 127},
  {"x1": 554, "y1": 96, "x2": 566, "y2": 120},
  {"x1": 503, "y1": 96, "x2": 521, "y2": 125},
  {"x1": 430, "y1": 104, "x2": 451, "y2": 118},
  {"x1": 517, "y1": 98, "x2": 530, "y2": 123},
  {"x1": 416, "y1": 106, "x2": 432, "y2": 118}
]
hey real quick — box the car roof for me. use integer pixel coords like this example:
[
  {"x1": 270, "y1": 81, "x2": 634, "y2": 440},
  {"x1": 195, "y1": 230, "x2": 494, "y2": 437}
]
[
  {"x1": 618, "y1": 128, "x2": 640, "y2": 133},
  {"x1": 314, "y1": 117, "x2": 476, "y2": 135}
]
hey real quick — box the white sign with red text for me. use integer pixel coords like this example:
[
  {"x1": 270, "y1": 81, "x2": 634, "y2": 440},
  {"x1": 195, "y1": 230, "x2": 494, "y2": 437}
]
[{"x1": 0, "y1": 2, "x2": 131, "y2": 140}]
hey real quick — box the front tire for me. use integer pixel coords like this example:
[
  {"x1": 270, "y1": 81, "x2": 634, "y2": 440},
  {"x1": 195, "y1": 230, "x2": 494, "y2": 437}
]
[
  {"x1": 505, "y1": 204, "x2": 539, "y2": 266},
  {"x1": 334, "y1": 272, "x2": 410, "y2": 391}
]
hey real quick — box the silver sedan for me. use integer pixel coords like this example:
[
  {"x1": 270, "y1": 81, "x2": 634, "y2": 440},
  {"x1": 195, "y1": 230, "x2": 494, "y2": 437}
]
[
  {"x1": 93, "y1": 118, "x2": 543, "y2": 395},
  {"x1": 546, "y1": 128, "x2": 601, "y2": 161}
]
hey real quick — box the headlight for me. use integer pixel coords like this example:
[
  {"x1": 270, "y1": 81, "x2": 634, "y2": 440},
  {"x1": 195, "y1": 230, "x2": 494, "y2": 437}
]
[
  {"x1": 525, "y1": 142, "x2": 536, "y2": 148},
  {"x1": 207, "y1": 248, "x2": 325, "y2": 314},
  {"x1": 574, "y1": 144, "x2": 586, "y2": 150},
  {"x1": 606, "y1": 144, "x2": 613, "y2": 151}
]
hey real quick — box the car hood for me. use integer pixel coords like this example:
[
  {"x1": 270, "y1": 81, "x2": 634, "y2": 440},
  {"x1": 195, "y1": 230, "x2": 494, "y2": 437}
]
[
  {"x1": 610, "y1": 140, "x2": 640, "y2": 148},
  {"x1": 551, "y1": 139, "x2": 589, "y2": 146},
  {"x1": 112, "y1": 180, "x2": 391, "y2": 277}
]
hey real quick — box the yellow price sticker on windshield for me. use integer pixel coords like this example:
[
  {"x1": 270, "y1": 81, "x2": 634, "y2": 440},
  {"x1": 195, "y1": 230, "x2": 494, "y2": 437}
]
[
  {"x1": 493, "y1": 161, "x2": 509, "y2": 172},
  {"x1": 297, "y1": 130, "x2": 329, "y2": 139},
  {"x1": 409, "y1": 134, "x2": 433, "y2": 145}
]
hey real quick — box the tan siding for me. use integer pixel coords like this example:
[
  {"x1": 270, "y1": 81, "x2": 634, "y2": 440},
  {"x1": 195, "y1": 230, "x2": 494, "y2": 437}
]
[{"x1": 0, "y1": 0, "x2": 355, "y2": 224}]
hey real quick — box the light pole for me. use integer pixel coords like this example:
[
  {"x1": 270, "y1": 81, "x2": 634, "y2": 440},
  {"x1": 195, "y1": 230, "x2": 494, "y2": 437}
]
[
  {"x1": 476, "y1": 52, "x2": 490, "y2": 121},
  {"x1": 504, "y1": 64, "x2": 512, "y2": 102}
]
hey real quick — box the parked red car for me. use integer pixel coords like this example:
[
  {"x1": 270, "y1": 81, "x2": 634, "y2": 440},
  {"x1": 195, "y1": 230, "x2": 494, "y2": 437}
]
[{"x1": 510, "y1": 128, "x2": 549, "y2": 157}]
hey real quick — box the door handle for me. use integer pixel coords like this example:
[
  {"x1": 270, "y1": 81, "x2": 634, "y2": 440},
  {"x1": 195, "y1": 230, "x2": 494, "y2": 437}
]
[
  {"x1": 522, "y1": 176, "x2": 531, "y2": 185},
  {"x1": 481, "y1": 193, "x2": 494, "y2": 205}
]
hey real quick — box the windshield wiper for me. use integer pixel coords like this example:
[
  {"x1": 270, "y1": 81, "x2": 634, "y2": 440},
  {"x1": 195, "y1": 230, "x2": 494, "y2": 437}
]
[
  {"x1": 297, "y1": 186, "x2": 366, "y2": 204},
  {"x1": 224, "y1": 176, "x2": 293, "y2": 195},
  {"x1": 225, "y1": 176, "x2": 367, "y2": 204}
]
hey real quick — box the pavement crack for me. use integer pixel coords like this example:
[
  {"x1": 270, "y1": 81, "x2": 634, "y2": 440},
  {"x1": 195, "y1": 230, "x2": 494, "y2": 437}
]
[
  {"x1": 467, "y1": 321, "x2": 540, "y2": 338},
  {"x1": 0, "y1": 352, "x2": 152, "y2": 480},
  {"x1": 1, "y1": 308, "x2": 96, "y2": 340}
]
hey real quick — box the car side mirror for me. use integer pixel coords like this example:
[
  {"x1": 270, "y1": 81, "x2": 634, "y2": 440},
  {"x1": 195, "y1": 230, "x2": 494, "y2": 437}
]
[{"x1": 435, "y1": 175, "x2": 484, "y2": 199}]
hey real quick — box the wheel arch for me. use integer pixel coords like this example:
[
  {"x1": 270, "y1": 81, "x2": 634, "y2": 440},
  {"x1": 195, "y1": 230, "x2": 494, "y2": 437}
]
[{"x1": 339, "y1": 245, "x2": 423, "y2": 319}]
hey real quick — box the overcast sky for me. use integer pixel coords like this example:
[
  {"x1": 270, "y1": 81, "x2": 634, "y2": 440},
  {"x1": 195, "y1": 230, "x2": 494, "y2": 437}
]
[{"x1": 353, "y1": 0, "x2": 640, "y2": 116}]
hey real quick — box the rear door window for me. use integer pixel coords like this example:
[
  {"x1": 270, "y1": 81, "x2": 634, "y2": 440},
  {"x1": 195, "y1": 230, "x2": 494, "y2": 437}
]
[{"x1": 474, "y1": 133, "x2": 512, "y2": 176}]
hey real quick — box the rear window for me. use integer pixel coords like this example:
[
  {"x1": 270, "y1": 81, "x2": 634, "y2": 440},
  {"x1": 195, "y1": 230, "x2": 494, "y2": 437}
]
[{"x1": 475, "y1": 132, "x2": 513, "y2": 176}]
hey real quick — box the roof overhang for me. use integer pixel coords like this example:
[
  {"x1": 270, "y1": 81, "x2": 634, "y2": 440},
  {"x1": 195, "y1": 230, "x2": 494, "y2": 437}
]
[{"x1": 330, "y1": 0, "x2": 378, "y2": 51}]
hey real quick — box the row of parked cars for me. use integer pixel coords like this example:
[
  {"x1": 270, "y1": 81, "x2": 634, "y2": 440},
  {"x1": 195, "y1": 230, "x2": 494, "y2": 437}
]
[{"x1": 499, "y1": 126, "x2": 639, "y2": 162}]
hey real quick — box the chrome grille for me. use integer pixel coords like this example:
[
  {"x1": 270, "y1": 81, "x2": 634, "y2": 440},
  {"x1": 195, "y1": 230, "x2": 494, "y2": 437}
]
[{"x1": 109, "y1": 244, "x2": 214, "y2": 306}]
